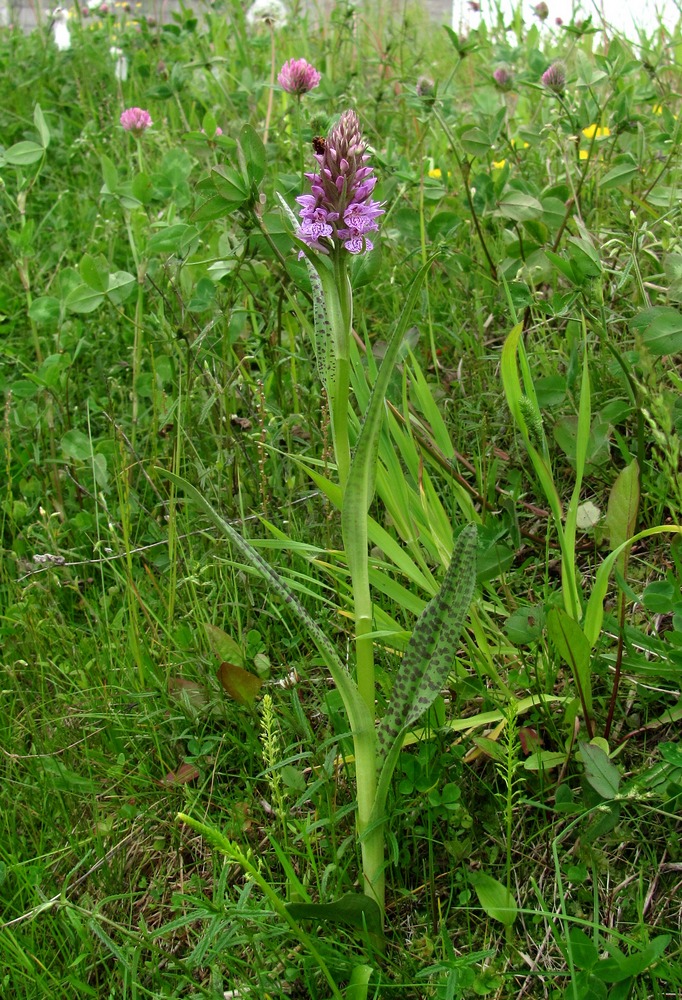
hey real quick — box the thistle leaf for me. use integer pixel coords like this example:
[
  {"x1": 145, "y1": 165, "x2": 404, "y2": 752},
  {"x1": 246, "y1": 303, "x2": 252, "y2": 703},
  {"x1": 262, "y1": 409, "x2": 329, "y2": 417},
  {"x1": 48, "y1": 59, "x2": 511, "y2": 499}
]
[{"x1": 377, "y1": 524, "x2": 477, "y2": 755}]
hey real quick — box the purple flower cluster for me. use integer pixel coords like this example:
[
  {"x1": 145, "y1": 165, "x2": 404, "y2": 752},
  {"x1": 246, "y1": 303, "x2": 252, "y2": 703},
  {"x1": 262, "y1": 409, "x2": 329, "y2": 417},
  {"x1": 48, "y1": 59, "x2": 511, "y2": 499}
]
[
  {"x1": 296, "y1": 110, "x2": 383, "y2": 256},
  {"x1": 277, "y1": 58, "x2": 321, "y2": 96},
  {"x1": 542, "y1": 62, "x2": 566, "y2": 94},
  {"x1": 493, "y1": 67, "x2": 513, "y2": 91},
  {"x1": 120, "y1": 107, "x2": 153, "y2": 135}
]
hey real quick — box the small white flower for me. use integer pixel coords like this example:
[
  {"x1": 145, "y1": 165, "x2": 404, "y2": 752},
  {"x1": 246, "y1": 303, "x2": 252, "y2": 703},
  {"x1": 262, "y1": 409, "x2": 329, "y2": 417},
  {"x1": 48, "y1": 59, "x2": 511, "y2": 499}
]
[
  {"x1": 52, "y1": 6, "x2": 71, "y2": 50},
  {"x1": 245, "y1": 0, "x2": 287, "y2": 28},
  {"x1": 110, "y1": 45, "x2": 128, "y2": 81}
]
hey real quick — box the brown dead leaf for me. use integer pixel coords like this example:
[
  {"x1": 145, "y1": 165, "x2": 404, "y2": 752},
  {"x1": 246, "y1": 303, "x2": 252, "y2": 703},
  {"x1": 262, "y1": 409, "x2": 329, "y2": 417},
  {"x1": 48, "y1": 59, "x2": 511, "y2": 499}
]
[
  {"x1": 160, "y1": 762, "x2": 200, "y2": 786},
  {"x1": 168, "y1": 677, "x2": 208, "y2": 709}
]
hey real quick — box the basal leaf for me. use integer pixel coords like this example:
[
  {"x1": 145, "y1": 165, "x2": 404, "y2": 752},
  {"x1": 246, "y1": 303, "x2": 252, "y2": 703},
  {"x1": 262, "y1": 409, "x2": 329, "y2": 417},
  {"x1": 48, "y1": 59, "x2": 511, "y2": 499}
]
[{"x1": 468, "y1": 871, "x2": 517, "y2": 927}]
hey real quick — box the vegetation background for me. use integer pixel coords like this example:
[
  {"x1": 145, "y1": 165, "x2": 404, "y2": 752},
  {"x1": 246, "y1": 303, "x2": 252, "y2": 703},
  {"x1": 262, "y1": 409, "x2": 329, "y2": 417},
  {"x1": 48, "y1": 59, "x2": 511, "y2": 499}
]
[{"x1": 1, "y1": 0, "x2": 681, "y2": 997}]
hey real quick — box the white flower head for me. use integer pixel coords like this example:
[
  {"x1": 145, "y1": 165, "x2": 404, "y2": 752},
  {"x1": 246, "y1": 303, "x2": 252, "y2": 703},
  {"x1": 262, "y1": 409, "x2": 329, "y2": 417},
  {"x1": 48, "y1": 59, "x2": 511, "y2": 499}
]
[
  {"x1": 110, "y1": 45, "x2": 128, "y2": 81},
  {"x1": 52, "y1": 6, "x2": 71, "y2": 50},
  {"x1": 246, "y1": 0, "x2": 287, "y2": 29}
]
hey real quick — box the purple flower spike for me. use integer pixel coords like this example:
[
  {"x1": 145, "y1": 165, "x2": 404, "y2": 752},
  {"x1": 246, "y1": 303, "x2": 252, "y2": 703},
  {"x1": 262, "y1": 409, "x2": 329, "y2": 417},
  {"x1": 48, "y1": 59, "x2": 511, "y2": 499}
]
[
  {"x1": 277, "y1": 58, "x2": 321, "y2": 95},
  {"x1": 296, "y1": 109, "x2": 384, "y2": 257},
  {"x1": 120, "y1": 107, "x2": 153, "y2": 135},
  {"x1": 541, "y1": 62, "x2": 566, "y2": 94}
]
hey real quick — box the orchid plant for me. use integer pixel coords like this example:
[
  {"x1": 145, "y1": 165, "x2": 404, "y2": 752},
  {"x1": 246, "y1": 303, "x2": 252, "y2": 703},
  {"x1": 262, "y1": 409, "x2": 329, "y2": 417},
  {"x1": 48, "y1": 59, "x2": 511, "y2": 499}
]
[{"x1": 163, "y1": 110, "x2": 477, "y2": 926}]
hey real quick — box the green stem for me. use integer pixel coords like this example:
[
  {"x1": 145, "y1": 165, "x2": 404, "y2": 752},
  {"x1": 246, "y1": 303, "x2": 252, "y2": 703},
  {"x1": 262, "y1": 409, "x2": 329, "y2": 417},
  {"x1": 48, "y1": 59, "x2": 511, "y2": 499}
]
[
  {"x1": 295, "y1": 94, "x2": 304, "y2": 187},
  {"x1": 326, "y1": 249, "x2": 383, "y2": 912},
  {"x1": 331, "y1": 252, "x2": 352, "y2": 490},
  {"x1": 351, "y1": 722, "x2": 383, "y2": 912}
]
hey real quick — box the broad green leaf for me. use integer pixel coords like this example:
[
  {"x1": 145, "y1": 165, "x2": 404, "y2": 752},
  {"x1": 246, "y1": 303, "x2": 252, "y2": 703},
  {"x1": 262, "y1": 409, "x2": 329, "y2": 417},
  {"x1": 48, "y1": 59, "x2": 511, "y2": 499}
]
[
  {"x1": 106, "y1": 271, "x2": 136, "y2": 306},
  {"x1": 663, "y1": 252, "x2": 682, "y2": 302},
  {"x1": 3, "y1": 141, "x2": 44, "y2": 166},
  {"x1": 563, "y1": 972, "x2": 607, "y2": 1000},
  {"x1": 204, "y1": 623, "x2": 243, "y2": 666},
  {"x1": 188, "y1": 277, "x2": 216, "y2": 312},
  {"x1": 79, "y1": 253, "x2": 110, "y2": 293},
  {"x1": 541, "y1": 196, "x2": 569, "y2": 231},
  {"x1": 523, "y1": 750, "x2": 567, "y2": 771},
  {"x1": 468, "y1": 871, "x2": 517, "y2": 927},
  {"x1": 216, "y1": 661, "x2": 262, "y2": 707},
  {"x1": 65, "y1": 284, "x2": 105, "y2": 314},
  {"x1": 642, "y1": 581, "x2": 677, "y2": 613},
  {"x1": 101, "y1": 153, "x2": 119, "y2": 193},
  {"x1": 131, "y1": 173, "x2": 153, "y2": 205},
  {"x1": 377, "y1": 525, "x2": 477, "y2": 754},
  {"x1": 545, "y1": 249, "x2": 578, "y2": 284},
  {"x1": 567, "y1": 928, "x2": 599, "y2": 970},
  {"x1": 28, "y1": 296, "x2": 60, "y2": 324},
  {"x1": 460, "y1": 127, "x2": 491, "y2": 157},
  {"x1": 494, "y1": 191, "x2": 543, "y2": 222},
  {"x1": 605, "y1": 460, "x2": 639, "y2": 572},
  {"x1": 192, "y1": 194, "x2": 235, "y2": 222},
  {"x1": 210, "y1": 165, "x2": 249, "y2": 206},
  {"x1": 630, "y1": 306, "x2": 682, "y2": 355},
  {"x1": 201, "y1": 111, "x2": 218, "y2": 137},
  {"x1": 593, "y1": 935, "x2": 670, "y2": 983},
  {"x1": 579, "y1": 740, "x2": 620, "y2": 799},
  {"x1": 61, "y1": 429, "x2": 93, "y2": 462},
  {"x1": 599, "y1": 161, "x2": 639, "y2": 190},
  {"x1": 146, "y1": 223, "x2": 198, "y2": 255},
  {"x1": 566, "y1": 236, "x2": 602, "y2": 279},
  {"x1": 286, "y1": 892, "x2": 383, "y2": 938},
  {"x1": 238, "y1": 123, "x2": 266, "y2": 187},
  {"x1": 33, "y1": 103, "x2": 50, "y2": 149},
  {"x1": 547, "y1": 608, "x2": 592, "y2": 715}
]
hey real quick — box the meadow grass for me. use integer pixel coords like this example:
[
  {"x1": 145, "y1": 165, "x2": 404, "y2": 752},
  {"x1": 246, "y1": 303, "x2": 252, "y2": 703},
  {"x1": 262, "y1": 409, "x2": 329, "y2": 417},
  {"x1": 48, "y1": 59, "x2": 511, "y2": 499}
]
[{"x1": 1, "y1": 0, "x2": 682, "y2": 996}]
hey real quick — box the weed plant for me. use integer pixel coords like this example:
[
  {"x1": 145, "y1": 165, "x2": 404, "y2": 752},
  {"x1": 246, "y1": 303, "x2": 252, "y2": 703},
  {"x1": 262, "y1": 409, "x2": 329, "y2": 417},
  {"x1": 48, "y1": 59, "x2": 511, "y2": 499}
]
[{"x1": 1, "y1": 0, "x2": 682, "y2": 997}]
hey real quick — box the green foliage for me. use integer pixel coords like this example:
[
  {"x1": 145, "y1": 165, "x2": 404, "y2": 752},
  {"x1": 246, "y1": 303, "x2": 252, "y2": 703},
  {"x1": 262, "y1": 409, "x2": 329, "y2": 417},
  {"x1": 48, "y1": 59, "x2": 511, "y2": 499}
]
[{"x1": 2, "y1": 3, "x2": 682, "y2": 997}]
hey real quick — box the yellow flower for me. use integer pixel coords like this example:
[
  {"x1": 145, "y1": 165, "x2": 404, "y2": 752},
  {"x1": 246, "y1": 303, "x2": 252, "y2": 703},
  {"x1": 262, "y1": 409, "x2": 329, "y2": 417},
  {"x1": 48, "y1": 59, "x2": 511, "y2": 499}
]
[
  {"x1": 579, "y1": 149, "x2": 589, "y2": 160},
  {"x1": 428, "y1": 167, "x2": 442, "y2": 179},
  {"x1": 653, "y1": 104, "x2": 663, "y2": 115},
  {"x1": 582, "y1": 124, "x2": 611, "y2": 139},
  {"x1": 510, "y1": 138, "x2": 530, "y2": 149},
  {"x1": 491, "y1": 159, "x2": 507, "y2": 169}
]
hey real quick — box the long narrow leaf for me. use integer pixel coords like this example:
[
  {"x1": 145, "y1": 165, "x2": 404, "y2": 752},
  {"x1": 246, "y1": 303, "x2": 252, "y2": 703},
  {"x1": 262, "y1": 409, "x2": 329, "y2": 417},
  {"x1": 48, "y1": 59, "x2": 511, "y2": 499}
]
[
  {"x1": 342, "y1": 256, "x2": 436, "y2": 586},
  {"x1": 583, "y1": 525, "x2": 682, "y2": 647},
  {"x1": 156, "y1": 469, "x2": 373, "y2": 739}
]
